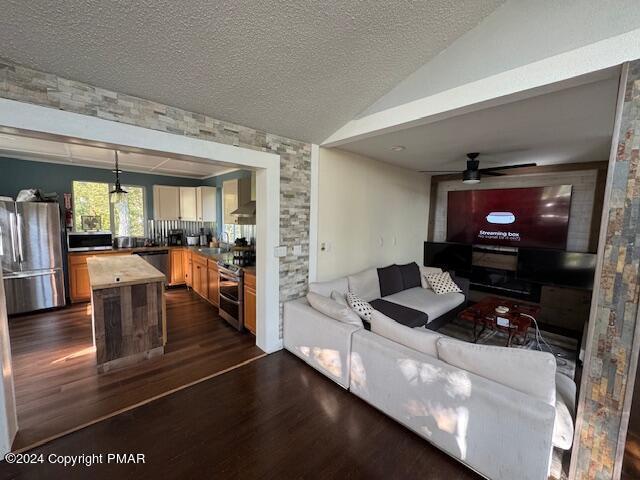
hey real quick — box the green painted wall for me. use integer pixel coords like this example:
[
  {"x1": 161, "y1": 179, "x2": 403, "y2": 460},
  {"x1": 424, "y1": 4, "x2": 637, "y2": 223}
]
[{"x1": 0, "y1": 156, "x2": 202, "y2": 220}]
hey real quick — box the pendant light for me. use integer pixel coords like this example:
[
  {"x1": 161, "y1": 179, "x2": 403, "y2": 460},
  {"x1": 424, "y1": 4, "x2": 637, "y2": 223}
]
[{"x1": 110, "y1": 150, "x2": 127, "y2": 203}]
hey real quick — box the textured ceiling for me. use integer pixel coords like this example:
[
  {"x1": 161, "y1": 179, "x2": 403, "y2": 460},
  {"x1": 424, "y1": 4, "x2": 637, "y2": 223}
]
[
  {"x1": 0, "y1": 0, "x2": 504, "y2": 143},
  {"x1": 339, "y1": 73, "x2": 619, "y2": 170}
]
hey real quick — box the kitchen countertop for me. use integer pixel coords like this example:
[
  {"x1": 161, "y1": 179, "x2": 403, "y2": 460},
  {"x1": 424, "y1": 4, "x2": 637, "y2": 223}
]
[
  {"x1": 68, "y1": 246, "x2": 184, "y2": 256},
  {"x1": 86, "y1": 255, "x2": 166, "y2": 289}
]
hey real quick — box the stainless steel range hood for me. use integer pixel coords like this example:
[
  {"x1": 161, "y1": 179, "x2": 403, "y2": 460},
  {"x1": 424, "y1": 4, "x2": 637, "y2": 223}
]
[{"x1": 231, "y1": 200, "x2": 256, "y2": 216}]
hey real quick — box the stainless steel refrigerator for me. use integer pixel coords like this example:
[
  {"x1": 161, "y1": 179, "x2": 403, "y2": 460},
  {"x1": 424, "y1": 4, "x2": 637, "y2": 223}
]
[{"x1": 0, "y1": 200, "x2": 65, "y2": 315}]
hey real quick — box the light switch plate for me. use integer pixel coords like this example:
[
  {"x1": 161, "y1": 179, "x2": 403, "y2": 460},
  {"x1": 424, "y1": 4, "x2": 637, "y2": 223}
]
[
  {"x1": 274, "y1": 246, "x2": 287, "y2": 257},
  {"x1": 293, "y1": 245, "x2": 302, "y2": 255}
]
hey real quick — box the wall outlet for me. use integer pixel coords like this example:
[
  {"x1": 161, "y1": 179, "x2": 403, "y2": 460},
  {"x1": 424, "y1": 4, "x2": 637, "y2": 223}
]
[
  {"x1": 320, "y1": 242, "x2": 332, "y2": 252},
  {"x1": 293, "y1": 245, "x2": 302, "y2": 255},
  {"x1": 274, "y1": 246, "x2": 287, "y2": 257}
]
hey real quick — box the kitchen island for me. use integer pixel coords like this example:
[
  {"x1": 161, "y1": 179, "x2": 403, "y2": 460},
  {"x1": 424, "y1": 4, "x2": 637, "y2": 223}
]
[{"x1": 87, "y1": 254, "x2": 166, "y2": 373}]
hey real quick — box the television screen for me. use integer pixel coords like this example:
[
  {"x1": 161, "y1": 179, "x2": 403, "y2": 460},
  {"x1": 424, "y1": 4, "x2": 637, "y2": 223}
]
[
  {"x1": 424, "y1": 242, "x2": 472, "y2": 274},
  {"x1": 517, "y1": 248, "x2": 596, "y2": 289},
  {"x1": 446, "y1": 185, "x2": 572, "y2": 249}
]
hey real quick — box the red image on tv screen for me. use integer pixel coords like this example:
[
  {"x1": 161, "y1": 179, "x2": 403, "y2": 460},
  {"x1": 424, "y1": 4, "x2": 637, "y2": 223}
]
[{"x1": 446, "y1": 186, "x2": 572, "y2": 249}]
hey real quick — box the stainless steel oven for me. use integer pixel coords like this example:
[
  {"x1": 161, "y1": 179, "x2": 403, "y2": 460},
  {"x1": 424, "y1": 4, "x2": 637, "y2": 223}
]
[{"x1": 218, "y1": 262, "x2": 243, "y2": 330}]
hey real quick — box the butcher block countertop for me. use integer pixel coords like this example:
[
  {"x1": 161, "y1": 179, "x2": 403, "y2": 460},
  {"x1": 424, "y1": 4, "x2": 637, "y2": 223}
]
[{"x1": 86, "y1": 255, "x2": 166, "y2": 290}]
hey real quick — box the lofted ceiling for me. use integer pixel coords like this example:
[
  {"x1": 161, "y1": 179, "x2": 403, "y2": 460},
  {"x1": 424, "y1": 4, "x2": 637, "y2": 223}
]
[
  {"x1": 338, "y1": 69, "x2": 620, "y2": 172},
  {"x1": 0, "y1": 0, "x2": 504, "y2": 143},
  {"x1": 0, "y1": 134, "x2": 235, "y2": 179}
]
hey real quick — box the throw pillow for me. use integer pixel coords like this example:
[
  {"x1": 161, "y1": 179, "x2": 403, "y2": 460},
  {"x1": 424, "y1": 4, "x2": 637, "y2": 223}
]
[
  {"x1": 426, "y1": 271, "x2": 462, "y2": 295},
  {"x1": 436, "y1": 337, "x2": 557, "y2": 406},
  {"x1": 346, "y1": 292, "x2": 374, "y2": 321},
  {"x1": 377, "y1": 264, "x2": 404, "y2": 297},
  {"x1": 369, "y1": 310, "x2": 441, "y2": 357},
  {"x1": 398, "y1": 262, "x2": 422, "y2": 289},
  {"x1": 330, "y1": 290, "x2": 348, "y2": 306},
  {"x1": 419, "y1": 266, "x2": 443, "y2": 289},
  {"x1": 306, "y1": 292, "x2": 363, "y2": 327}
]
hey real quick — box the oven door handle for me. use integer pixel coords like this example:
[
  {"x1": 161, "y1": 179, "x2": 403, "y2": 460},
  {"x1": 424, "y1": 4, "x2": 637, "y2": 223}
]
[
  {"x1": 219, "y1": 272, "x2": 240, "y2": 282},
  {"x1": 219, "y1": 292, "x2": 240, "y2": 305}
]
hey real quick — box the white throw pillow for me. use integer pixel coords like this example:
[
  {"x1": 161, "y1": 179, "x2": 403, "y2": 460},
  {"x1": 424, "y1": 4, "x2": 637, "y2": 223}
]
[
  {"x1": 348, "y1": 268, "x2": 381, "y2": 301},
  {"x1": 426, "y1": 271, "x2": 462, "y2": 295},
  {"x1": 369, "y1": 310, "x2": 441, "y2": 357},
  {"x1": 306, "y1": 292, "x2": 363, "y2": 327},
  {"x1": 419, "y1": 266, "x2": 443, "y2": 289},
  {"x1": 330, "y1": 290, "x2": 348, "y2": 306},
  {"x1": 308, "y1": 277, "x2": 349, "y2": 298},
  {"x1": 437, "y1": 337, "x2": 557, "y2": 406},
  {"x1": 346, "y1": 292, "x2": 374, "y2": 321}
]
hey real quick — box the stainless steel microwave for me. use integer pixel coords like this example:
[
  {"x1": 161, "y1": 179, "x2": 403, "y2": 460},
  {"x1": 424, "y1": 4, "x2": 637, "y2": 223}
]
[{"x1": 67, "y1": 231, "x2": 113, "y2": 251}]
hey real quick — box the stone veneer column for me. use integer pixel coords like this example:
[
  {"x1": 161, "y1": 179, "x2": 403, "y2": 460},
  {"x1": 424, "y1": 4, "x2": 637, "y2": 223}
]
[
  {"x1": 0, "y1": 59, "x2": 311, "y2": 336},
  {"x1": 572, "y1": 60, "x2": 640, "y2": 479}
]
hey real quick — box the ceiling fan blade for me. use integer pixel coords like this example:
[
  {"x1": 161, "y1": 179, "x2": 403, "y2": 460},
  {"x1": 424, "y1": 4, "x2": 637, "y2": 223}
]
[
  {"x1": 481, "y1": 162, "x2": 537, "y2": 172},
  {"x1": 482, "y1": 171, "x2": 505, "y2": 176},
  {"x1": 419, "y1": 170, "x2": 464, "y2": 173}
]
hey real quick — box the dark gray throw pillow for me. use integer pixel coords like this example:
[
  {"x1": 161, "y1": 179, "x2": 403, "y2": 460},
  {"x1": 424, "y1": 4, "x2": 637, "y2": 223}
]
[
  {"x1": 377, "y1": 264, "x2": 404, "y2": 297},
  {"x1": 398, "y1": 262, "x2": 421, "y2": 289}
]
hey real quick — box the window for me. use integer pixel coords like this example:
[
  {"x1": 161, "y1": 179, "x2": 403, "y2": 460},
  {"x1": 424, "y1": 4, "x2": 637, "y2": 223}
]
[{"x1": 73, "y1": 181, "x2": 146, "y2": 236}]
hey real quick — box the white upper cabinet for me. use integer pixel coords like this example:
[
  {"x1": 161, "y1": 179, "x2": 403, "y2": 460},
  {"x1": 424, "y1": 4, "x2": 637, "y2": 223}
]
[
  {"x1": 179, "y1": 187, "x2": 197, "y2": 221},
  {"x1": 223, "y1": 179, "x2": 238, "y2": 224},
  {"x1": 153, "y1": 185, "x2": 180, "y2": 220},
  {"x1": 154, "y1": 185, "x2": 217, "y2": 222},
  {"x1": 196, "y1": 186, "x2": 217, "y2": 222}
]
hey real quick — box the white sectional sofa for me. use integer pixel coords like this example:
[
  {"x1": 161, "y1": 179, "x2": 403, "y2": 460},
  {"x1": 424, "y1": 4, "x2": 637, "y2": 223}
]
[{"x1": 283, "y1": 265, "x2": 576, "y2": 480}]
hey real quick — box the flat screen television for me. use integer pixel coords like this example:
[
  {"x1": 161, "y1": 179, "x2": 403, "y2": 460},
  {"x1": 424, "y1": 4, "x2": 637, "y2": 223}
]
[
  {"x1": 447, "y1": 185, "x2": 572, "y2": 249},
  {"x1": 517, "y1": 248, "x2": 596, "y2": 289},
  {"x1": 424, "y1": 242, "x2": 472, "y2": 274}
]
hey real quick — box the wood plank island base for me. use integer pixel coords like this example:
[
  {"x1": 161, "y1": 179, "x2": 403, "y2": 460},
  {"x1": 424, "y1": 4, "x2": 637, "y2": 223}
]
[{"x1": 87, "y1": 255, "x2": 167, "y2": 373}]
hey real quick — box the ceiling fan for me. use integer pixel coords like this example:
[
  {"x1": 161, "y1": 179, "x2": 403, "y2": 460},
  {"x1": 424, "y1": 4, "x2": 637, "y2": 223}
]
[{"x1": 421, "y1": 152, "x2": 536, "y2": 184}]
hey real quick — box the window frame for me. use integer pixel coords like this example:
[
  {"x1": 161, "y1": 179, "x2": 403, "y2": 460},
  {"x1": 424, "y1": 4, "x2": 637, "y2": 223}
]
[{"x1": 72, "y1": 180, "x2": 147, "y2": 236}]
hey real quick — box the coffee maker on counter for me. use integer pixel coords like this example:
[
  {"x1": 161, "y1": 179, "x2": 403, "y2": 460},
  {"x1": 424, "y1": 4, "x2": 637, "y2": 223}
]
[{"x1": 168, "y1": 229, "x2": 185, "y2": 246}]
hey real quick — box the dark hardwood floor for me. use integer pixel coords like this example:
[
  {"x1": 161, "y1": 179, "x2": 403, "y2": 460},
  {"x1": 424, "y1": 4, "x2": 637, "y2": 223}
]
[
  {"x1": 0, "y1": 351, "x2": 481, "y2": 480},
  {"x1": 8, "y1": 288, "x2": 264, "y2": 451}
]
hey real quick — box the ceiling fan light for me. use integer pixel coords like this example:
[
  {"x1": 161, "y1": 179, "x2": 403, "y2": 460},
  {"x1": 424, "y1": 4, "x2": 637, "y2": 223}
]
[{"x1": 463, "y1": 169, "x2": 480, "y2": 184}]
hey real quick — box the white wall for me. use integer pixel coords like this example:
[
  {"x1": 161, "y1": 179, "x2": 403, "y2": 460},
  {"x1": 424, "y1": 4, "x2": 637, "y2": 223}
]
[
  {"x1": 317, "y1": 147, "x2": 429, "y2": 281},
  {"x1": 432, "y1": 169, "x2": 600, "y2": 252},
  {"x1": 0, "y1": 271, "x2": 17, "y2": 455}
]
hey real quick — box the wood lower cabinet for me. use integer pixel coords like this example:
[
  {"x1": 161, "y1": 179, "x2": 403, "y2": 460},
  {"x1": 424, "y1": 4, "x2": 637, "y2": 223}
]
[
  {"x1": 192, "y1": 254, "x2": 208, "y2": 298},
  {"x1": 184, "y1": 250, "x2": 192, "y2": 287},
  {"x1": 207, "y1": 260, "x2": 219, "y2": 306},
  {"x1": 169, "y1": 249, "x2": 185, "y2": 285},
  {"x1": 244, "y1": 272, "x2": 256, "y2": 335}
]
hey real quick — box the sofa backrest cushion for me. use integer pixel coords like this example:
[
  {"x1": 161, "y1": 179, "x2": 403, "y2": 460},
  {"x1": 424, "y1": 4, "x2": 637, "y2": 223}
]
[
  {"x1": 377, "y1": 264, "x2": 404, "y2": 297},
  {"x1": 398, "y1": 262, "x2": 422, "y2": 289},
  {"x1": 437, "y1": 338, "x2": 557, "y2": 406},
  {"x1": 419, "y1": 266, "x2": 443, "y2": 289},
  {"x1": 348, "y1": 268, "x2": 381, "y2": 302},
  {"x1": 369, "y1": 310, "x2": 441, "y2": 357},
  {"x1": 306, "y1": 292, "x2": 363, "y2": 327},
  {"x1": 309, "y1": 276, "x2": 349, "y2": 298}
]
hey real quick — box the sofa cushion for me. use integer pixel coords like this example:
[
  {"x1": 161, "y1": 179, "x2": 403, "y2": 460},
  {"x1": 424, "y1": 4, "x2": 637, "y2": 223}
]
[
  {"x1": 377, "y1": 264, "x2": 404, "y2": 297},
  {"x1": 330, "y1": 290, "x2": 348, "y2": 306},
  {"x1": 348, "y1": 268, "x2": 381, "y2": 302},
  {"x1": 398, "y1": 262, "x2": 422, "y2": 289},
  {"x1": 437, "y1": 337, "x2": 557, "y2": 406},
  {"x1": 555, "y1": 372, "x2": 577, "y2": 417},
  {"x1": 553, "y1": 389, "x2": 574, "y2": 450},
  {"x1": 426, "y1": 271, "x2": 462, "y2": 295},
  {"x1": 306, "y1": 292, "x2": 363, "y2": 327},
  {"x1": 309, "y1": 277, "x2": 349, "y2": 298},
  {"x1": 370, "y1": 298, "x2": 429, "y2": 328},
  {"x1": 369, "y1": 310, "x2": 441, "y2": 357},
  {"x1": 383, "y1": 286, "x2": 465, "y2": 322},
  {"x1": 419, "y1": 265, "x2": 443, "y2": 289},
  {"x1": 346, "y1": 292, "x2": 374, "y2": 321}
]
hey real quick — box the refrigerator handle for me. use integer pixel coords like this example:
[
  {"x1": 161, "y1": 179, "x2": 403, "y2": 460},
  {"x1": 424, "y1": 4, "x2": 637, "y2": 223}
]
[
  {"x1": 16, "y1": 212, "x2": 24, "y2": 263},
  {"x1": 9, "y1": 212, "x2": 18, "y2": 263}
]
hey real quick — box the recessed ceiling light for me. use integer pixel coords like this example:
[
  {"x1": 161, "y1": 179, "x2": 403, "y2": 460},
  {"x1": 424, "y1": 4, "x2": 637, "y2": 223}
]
[{"x1": 391, "y1": 145, "x2": 406, "y2": 152}]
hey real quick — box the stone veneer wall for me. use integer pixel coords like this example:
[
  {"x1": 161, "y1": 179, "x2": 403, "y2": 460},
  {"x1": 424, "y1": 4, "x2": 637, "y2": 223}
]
[
  {"x1": 0, "y1": 59, "x2": 311, "y2": 337},
  {"x1": 572, "y1": 60, "x2": 640, "y2": 479}
]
